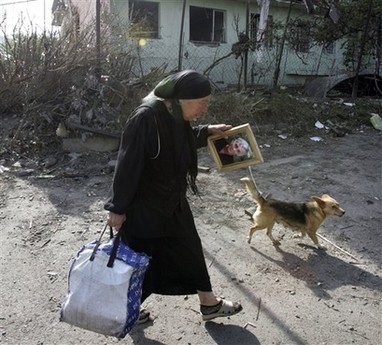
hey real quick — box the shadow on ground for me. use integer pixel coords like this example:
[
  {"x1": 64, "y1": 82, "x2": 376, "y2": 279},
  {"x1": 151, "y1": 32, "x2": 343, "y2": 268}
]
[
  {"x1": 205, "y1": 322, "x2": 260, "y2": 345},
  {"x1": 252, "y1": 246, "x2": 382, "y2": 299}
]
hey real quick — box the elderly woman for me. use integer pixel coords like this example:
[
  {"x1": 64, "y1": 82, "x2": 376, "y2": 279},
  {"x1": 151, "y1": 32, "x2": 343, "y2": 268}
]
[{"x1": 105, "y1": 70, "x2": 243, "y2": 323}]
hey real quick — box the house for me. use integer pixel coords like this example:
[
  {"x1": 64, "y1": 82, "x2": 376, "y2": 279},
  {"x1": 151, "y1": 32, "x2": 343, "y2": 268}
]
[{"x1": 51, "y1": 0, "x2": 355, "y2": 89}]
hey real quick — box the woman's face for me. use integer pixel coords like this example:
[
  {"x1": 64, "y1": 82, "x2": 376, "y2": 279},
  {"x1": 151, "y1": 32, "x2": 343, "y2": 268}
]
[{"x1": 180, "y1": 95, "x2": 211, "y2": 121}]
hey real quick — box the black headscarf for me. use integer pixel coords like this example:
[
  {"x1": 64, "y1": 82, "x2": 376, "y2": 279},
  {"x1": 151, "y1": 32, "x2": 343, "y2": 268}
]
[
  {"x1": 153, "y1": 70, "x2": 211, "y2": 194},
  {"x1": 154, "y1": 70, "x2": 211, "y2": 101}
]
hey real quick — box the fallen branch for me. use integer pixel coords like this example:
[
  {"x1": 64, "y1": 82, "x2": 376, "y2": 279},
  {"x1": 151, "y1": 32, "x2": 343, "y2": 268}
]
[
  {"x1": 244, "y1": 322, "x2": 256, "y2": 329},
  {"x1": 41, "y1": 239, "x2": 51, "y2": 248},
  {"x1": 256, "y1": 297, "x2": 261, "y2": 321},
  {"x1": 317, "y1": 234, "x2": 360, "y2": 262},
  {"x1": 208, "y1": 248, "x2": 221, "y2": 267},
  {"x1": 66, "y1": 121, "x2": 121, "y2": 138},
  {"x1": 250, "y1": 97, "x2": 265, "y2": 111},
  {"x1": 340, "y1": 224, "x2": 355, "y2": 230}
]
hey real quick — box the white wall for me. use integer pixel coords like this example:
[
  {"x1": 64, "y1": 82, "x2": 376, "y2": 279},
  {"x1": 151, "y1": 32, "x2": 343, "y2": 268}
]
[{"x1": 105, "y1": 1, "x2": 351, "y2": 87}]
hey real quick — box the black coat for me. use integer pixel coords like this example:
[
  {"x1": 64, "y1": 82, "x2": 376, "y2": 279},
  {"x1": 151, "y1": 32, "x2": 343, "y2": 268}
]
[
  {"x1": 104, "y1": 100, "x2": 213, "y2": 298},
  {"x1": 104, "y1": 100, "x2": 209, "y2": 239}
]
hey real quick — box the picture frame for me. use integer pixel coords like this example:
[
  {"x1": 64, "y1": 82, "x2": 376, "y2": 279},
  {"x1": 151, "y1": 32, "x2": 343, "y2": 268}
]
[{"x1": 207, "y1": 123, "x2": 264, "y2": 172}]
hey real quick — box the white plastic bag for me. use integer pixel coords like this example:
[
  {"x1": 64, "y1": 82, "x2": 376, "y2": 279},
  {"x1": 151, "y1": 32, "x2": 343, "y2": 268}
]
[{"x1": 60, "y1": 227, "x2": 149, "y2": 338}]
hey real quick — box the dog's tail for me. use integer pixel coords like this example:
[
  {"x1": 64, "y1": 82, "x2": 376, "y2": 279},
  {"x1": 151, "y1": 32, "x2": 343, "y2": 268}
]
[{"x1": 240, "y1": 177, "x2": 266, "y2": 206}]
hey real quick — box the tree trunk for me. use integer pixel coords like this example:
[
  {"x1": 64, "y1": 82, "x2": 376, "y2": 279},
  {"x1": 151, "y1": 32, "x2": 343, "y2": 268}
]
[
  {"x1": 273, "y1": 0, "x2": 292, "y2": 89},
  {"x1": 352, "y1": 0, "x2": 373, "y2": 99}
]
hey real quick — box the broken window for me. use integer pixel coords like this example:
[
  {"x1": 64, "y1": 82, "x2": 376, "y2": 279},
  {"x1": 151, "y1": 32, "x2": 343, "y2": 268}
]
[
  {"x1": 287, "y1": 18, "x2": 313, "y2": 53},
  {"x1": 189, "y1": 6, "x2": 226, "y2": 44},
  {"x1": 129, "y1": 0, "x2": 159, "y2": 38},
  {"x1": 296, "y1": 25, "x2": 310, "y2": 53},
  {"x1": 288, "y1": 24, "x2": 311, "y2": 53},
  {"x1": 250, "y1": 13, "x2": 274, "y2": 47}
]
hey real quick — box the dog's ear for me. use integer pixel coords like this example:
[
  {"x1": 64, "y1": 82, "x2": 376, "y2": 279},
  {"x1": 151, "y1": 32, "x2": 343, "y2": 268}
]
[{"x1": 312, "y1": 196, "x2": 326, "y2": 208}]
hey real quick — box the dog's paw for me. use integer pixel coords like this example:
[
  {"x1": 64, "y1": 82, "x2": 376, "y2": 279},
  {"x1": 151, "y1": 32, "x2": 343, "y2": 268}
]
[
  {"x1": 247, "y1": 237, "x2": 252, "y2": 244},
  {"x1": 272, "y1": 240, "x2": 281, "y2": 246}
]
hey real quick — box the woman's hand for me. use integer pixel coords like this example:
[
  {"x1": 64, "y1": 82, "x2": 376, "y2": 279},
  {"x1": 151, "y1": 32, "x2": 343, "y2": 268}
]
[
  {"x1": 207, "y1": 124, "x2": 232, "y2": 136},
  {"x1": 107, "y1": 212, "x2": 126, "y2": 231}
]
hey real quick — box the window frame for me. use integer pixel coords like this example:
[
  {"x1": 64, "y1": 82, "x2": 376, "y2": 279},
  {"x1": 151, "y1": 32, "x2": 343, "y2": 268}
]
[
  {"x1": 128, "y1": 0, "x2": 160, "y2": 39},
  {"x1": 294, "y1": 25, "x2": 310, "y2": 53},
  {"x1": 189, "y1": 6, "x2": 226, "y2": 45}
]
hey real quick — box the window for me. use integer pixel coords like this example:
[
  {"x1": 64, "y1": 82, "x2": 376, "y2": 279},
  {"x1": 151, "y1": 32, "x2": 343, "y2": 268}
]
[
  {"x1": 250, "y1": 14, "x2": 273, "y2": 47},
  {"x1": 296, "y1": 26, "x2": 310, "y2": 53},
  {"x1": 129, "y1": 1, "x2": 159, "y2": 38},
  {"x1": 287, "y1": 18, "x2": 313, "y2": 53},
  {"x1": 189, "y1": 6, "x2": 226, "y2": 44}
]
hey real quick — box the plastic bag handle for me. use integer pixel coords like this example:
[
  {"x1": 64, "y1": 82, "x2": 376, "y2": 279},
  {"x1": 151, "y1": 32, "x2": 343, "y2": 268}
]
[
  {"x1": 106, "y1": 231, "x2": 121, "y2": 268},
  {"x1": 89, "y1": 224, "x2": 114, "y2": 262}
]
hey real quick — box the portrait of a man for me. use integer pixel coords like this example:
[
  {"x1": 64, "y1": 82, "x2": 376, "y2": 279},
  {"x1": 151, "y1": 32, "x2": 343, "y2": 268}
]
[
  {"x1": 207, "y1": 123, "x2": 263, "y2": 172},
  {"x1": 214, "y1": 137, "x2": 252, "y2": 165}
]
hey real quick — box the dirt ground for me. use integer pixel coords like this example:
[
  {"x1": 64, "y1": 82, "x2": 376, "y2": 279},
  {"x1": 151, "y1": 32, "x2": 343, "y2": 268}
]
[{"x1": 0, "y1": 118, "x2": 381, "y2": 345}]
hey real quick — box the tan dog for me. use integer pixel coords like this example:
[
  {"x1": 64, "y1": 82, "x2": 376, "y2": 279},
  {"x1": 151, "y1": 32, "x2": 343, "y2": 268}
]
[{"x1": 240, "y1": 177, "x2": 345, "y2": 249}]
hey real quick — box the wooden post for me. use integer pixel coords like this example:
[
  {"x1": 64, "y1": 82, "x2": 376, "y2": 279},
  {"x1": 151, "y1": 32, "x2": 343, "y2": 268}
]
[
  {"x1": 243, "y1": 0, "x2": 250, "y2": 89},
  {"x1": 96, "y1": 0, "x2": 101, "y2": 77},
  {"x1": 178, "y1": 0, "x2": 187, "y2": 71}
]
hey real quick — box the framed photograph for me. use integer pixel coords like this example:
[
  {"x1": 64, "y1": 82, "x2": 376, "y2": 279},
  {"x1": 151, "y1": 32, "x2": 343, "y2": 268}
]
[{"x1": 207, "y1": 123, "x2": 264, "y2": 172}]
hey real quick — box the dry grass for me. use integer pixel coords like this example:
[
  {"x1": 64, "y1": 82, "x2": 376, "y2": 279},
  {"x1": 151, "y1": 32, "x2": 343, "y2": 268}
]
[
  {"x1": 0, "y1": 22, "x2": 166, "y2": 155},
  {"x1": 0, "y1": 23, "x2": 380, "y2": 157},
  {"x1": 204, "y1": 89, "x2": 381, "y2": 137}
]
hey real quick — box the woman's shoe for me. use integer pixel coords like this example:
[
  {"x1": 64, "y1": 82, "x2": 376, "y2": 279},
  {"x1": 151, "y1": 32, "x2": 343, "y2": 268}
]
[
  {"x1": 137, "y1": 308, "x2": 151, "y2": 324},
  {"x1": 200, "y1": 299, "x2": 243, "y2": 321}
]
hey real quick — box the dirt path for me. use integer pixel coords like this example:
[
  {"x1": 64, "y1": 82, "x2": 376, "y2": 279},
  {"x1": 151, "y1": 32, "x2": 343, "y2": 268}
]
[{"x1": 0, "y1": 127, "x2": 381, "y2": 345}]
